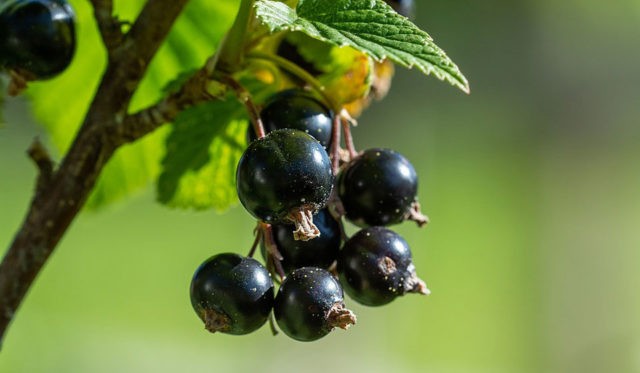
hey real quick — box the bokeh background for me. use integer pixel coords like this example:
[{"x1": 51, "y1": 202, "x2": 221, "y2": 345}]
[{"x1": 1, "y1": 0, "x2": 640, "y2": 372}]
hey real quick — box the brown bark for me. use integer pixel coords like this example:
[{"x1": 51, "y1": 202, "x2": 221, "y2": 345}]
[{"x1": 0, "y1": 0, "x2": 190, "y2": 346}]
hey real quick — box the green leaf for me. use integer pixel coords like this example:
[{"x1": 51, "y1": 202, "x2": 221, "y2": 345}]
[
  {"x1": 255, "y1": 0, "x2": 470, "y2": 93},
  {"x1": 157, "y1": 100, "x2": 247, "y2": 211},
  {"x1": 157, "y1": 73, "x2": 278, "y2": 211},
  {"x1": 26, "y1": 0, "x2": 240, "y2": 209}
]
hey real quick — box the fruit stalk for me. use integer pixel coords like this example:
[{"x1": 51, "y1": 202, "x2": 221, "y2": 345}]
[
  {"x1": 341, "y1": 111, "x2": 358, "y2": 159},
  {"x1": 223, "y1": 76, "x2": 266, "y2": 138}
]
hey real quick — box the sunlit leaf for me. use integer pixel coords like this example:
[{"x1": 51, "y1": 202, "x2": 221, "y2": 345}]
[
  {"x1": 157, "y1": 100, "x2": 247, "y2": 211},
  {"x1": 255, "y1": 0, "x2": 469, "y2": 93}
]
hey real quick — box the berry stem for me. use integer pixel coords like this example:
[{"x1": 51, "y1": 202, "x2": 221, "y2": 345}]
[
  {"x1": 330, "y1": 114, "x2": 342, "y2": 174},
  {"x1": 261, "y1": 223, "x2": 286, "y2": 281},
  {"x1": 327, "y1": 193, "x2": 350, "y2": 242},
  {"x1": 246, "y1": 225, "x2": 262, "y2": 258},
  {"x1": 268, "y1": 313, "x2": 279, "y2": 336},
  {"x1": 341, "y1": 110, "x2": 358, "y2": 159},
  {"x1": 222, "y1": 76, "x2": 266, "y2": 138}
]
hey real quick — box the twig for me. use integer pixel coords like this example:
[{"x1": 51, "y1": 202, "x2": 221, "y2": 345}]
[
  {"x1": 89, "y1": 0, "x2": 124, "y2": 54},
  {"x1": 0, "y1": 0, "x2": 190, "y2": 346},
  {"x1": 27, "y1": 138, "x2": 54, "y2": 193},
  {"x1": 116, "y1": 69, "x2": 218, "y2": 144}
]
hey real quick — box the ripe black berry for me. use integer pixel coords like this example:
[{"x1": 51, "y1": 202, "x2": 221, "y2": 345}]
[
  {"x1": 249, "y1": 90, "x2": 333, "y2": 148},
  {"x1": 274, "y1": 267, "x2": 356, "y2": 341},
  {"x1": 338, "y1": 148, "x2": 419, "y2": 227},
  {"x1": 0, "y1": 0, "x2": 76, "y2": 79},
  {"x1": 384, "y1": 0, "x2": 415, "y2": 18},
  {"x1": 190, "y1": 253, "x2": 274, "y2": 335},
  {"x1": 338, "y1": 227, "x2": 428, "y2": 306},
  {"x1": 262, "y1": 209, "x2": 341, "y2": 274},
  {"x1": 236, "y1": 128, "x2": 334, "y2": 240}
]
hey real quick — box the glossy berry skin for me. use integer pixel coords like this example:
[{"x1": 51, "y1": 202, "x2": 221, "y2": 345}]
[
  {"x1": 384, "y1": 0, "x2": 415, "y2": 18},
  {"x1": 262, "y1": 209, "x2": 341, "y2": 274},
  {"x1": 338, "y1": 148, "x2": 418, "y2": 227},
  {"x1": 274, "y1": 267, "x2": 350, "y2": 341},
  {"x1": 190, "y1": 253, "x2": 274, "y2": 335},
  {"x1": 249, "y1": 90, "x2": 333, "y2": 148},
  {"x1": 0, "y1": 0, "x2": 76, "y2": 79},
  {"x1": 236, "y1": 128, "x2": 334, "y2": 224},
  {"x1": 338, "y1": 227, "x2": 424, "y2": 306}
]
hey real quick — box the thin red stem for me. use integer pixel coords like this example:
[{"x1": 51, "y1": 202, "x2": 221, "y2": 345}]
[
  {"x1": 342, "y1": 115, "x2": 358, "y2": 159},
  {"x1": 260, "y1": 223, "x2": 286, "y2": 281},
  {"x1": 247, "y1": 226, "x2": 262, "y2": 258},
  {"x1": 222, "y1": 77, "x2": 266, "y2": 138},
  {"x1": 330, "y1": 115, "x2": 342, "y2": 174}
]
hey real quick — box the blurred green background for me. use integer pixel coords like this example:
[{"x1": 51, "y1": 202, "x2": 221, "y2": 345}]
[{"x1": 1, "y1": 0, "x2": 640, "y2": 372}]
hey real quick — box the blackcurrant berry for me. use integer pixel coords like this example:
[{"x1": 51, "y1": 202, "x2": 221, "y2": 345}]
[
  {"x1": 338, "y1": 227, "x2": 428, "y2": 306},
  {"x1": 190, "y1": 253, "x2": 274, "y2": 335},
  {"x1": 0, "y1": 0, "x2": 76, "y2": 79},
  {"x1": 274, "y1": 267, "x2": 356, "y2": 341},
  {"x1": 261, "y1": 209, "x2": 341, "y2": 274},
  {"x1": 338, "y1": 148, "x2": 419, "y2": 227},
  {"x1": 248, "y1": 90, "x2": 333, "y2": 148},
  {"x1": 384, "y1": 0, "x2": 415, "y2": 19},
  {"x1": 236, "y1": 128, "x2": 334, "y2": 240}
]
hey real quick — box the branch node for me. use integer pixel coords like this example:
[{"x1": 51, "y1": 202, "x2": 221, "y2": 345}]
[
  {"x1": 27, "y1": 138, "x2": 55, "y2": 192},
  {"x1": 90, "y1": 0, "x2": 125, "y2": 54}
]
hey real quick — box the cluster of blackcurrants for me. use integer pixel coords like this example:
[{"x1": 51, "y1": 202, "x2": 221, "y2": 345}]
[
  {"x1": 190, "y1": 89, "x2": 430, "y2": 342},
  {"x1": 0, "y1": 0, "x2": 76, "y2": 82}
]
